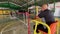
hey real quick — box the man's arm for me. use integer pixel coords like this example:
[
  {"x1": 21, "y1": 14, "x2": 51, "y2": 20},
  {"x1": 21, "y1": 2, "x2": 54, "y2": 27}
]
[
  {"x1": 35, "y1": 12, "x2": 43, "y2": 21},
  {"x1": 38, "y1": 12, "x2": 44, "y2": 18}
]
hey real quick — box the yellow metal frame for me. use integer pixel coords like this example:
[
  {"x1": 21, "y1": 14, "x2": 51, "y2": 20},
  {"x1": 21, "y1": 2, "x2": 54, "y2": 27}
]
[
  {"x1": 32, "y1": 20, "x2": 51, "y2": 34},
  {"x1": 36, "y1": 6, "x2": 38, "y2": 16},
  {"x1": 32, "y1": 18, "x2": 59, "y2": 34},
  {"x1": 56, "y1": 18, "x2": 59, "y2": 34}
]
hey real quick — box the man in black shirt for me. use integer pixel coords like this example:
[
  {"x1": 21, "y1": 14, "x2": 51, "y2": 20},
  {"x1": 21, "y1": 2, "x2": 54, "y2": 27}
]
[{"x1": 34, "y1": 4, "x2": 57, "y2": 34}]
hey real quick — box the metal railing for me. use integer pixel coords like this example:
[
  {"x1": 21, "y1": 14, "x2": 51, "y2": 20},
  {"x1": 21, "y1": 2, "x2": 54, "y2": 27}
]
[{"x1": 32, "y1": 20, "x2": 51, "y2": 34}]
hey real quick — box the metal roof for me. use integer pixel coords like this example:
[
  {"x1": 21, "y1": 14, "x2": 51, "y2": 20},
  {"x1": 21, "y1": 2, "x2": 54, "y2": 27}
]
[{"x1": 0, "y1": 0, "x2": 60, "y2": 10}]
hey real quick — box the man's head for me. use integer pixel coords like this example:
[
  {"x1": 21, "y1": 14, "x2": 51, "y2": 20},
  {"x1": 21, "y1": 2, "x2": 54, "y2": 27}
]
[{"x1": 41, "y1": 4, "x2": 48, "y2": 11}]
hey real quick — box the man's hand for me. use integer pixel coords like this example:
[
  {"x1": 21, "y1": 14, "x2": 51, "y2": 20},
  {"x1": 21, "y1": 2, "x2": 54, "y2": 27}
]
[
  {"x1": 35, "y1": 16, "x2": 42, "y2": 21},
  {"x1": 36, "y1": 16, "x2": 39, "y2": 19}
]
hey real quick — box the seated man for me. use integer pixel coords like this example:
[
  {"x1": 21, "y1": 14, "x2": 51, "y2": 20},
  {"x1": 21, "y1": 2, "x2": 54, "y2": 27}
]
[{"x1": 33, "y1": 4, "x2": 57, "y2": 34}]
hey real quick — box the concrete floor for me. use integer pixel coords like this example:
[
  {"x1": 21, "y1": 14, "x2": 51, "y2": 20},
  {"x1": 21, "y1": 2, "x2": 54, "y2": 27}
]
[
  {"x1": 0, "y1": 15, "x2": 28, "y2": 34},
  {"x1": 0, "y1": 15, "x2": 60, "y2": 34}
]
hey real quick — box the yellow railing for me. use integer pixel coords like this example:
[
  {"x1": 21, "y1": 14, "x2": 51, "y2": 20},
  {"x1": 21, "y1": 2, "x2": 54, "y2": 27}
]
[
  {"x1": 56, "y1": 18, "x2": 59, "y2": 34},
  {"x1": 32, "y1": 20, "x2": 51, "y2": 34}
]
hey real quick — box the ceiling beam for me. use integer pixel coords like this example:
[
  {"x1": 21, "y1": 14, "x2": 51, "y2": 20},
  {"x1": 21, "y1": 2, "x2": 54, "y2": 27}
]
[{"x1": 22, "y1": 0, "x2": 40, "y2": 7}]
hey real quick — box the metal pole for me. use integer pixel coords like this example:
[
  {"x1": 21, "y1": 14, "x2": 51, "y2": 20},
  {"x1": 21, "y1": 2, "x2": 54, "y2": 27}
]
[
  {"x1": 34, "y1": 0, "x2": 36, "y2": 19},
  {"x1": 26, "y1": 0, "x2": 31, "y2": 34}
]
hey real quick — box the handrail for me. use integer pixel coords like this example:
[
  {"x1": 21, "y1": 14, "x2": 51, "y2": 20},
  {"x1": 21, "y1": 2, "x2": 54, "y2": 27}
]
[{"x1": 32, "y1": 20, "x2": 51, "y2": 34}]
